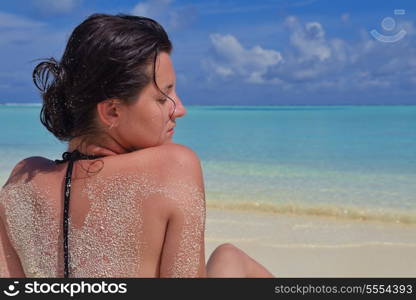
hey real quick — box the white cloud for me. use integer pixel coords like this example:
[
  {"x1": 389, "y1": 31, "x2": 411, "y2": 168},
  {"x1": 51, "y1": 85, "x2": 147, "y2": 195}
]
[
  {"x1": 257, "y1": 17, "x2": 351, "y2": 85},
  {"x1": 0, "y1": 11, "x2": 73, "y2": 101},
  {"x1": 32, "y1": 0, "x2": 81, "y2": 14},
  {"x1": 281, "y1": 17, "x2": 416, "y2": 91},
  {"x1": 206, "y1": 34, "x2": 282, "y2": 83},
  {"x1": 131, "y1": 0, "x2": 172, "y2": 18},
  {"x1": 398, "y1": 20, "x2": 416, "y2": 36},
  {"x1": 214, "y1": 65, "x2": 234, "y2": 77},
  {"x1": 0, "y1": 12, "x2": 55, "y2": 47},
  {"x1": 0, "y1": 11, "x2": 45, "y2": 28},
  {"x1": 286, "y1": 17, "x2": 332, "y2": 62},
  {"x1": 168, "y1": 6, "x2": 198, "y2": 30},
  {"x1": 131, "y1": 0, "x2": 196, "y2": 30},
  {"x1": 204, "y1": 15, "x2": 416, "y2": 96}
]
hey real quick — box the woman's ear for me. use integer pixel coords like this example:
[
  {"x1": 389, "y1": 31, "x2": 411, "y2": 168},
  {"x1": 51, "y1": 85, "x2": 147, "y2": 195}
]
[{"x1": 96, "y1": 99, "x2": 122, "y2": 128}]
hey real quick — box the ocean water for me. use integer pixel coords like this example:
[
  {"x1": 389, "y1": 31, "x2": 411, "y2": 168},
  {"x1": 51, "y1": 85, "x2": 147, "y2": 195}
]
[{"x1": 1, "y1": 104, "x2": 416, "y2": 224}]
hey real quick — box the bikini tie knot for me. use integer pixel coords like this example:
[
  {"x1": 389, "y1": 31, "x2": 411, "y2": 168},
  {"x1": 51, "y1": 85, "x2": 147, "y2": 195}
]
[{"x1": 55, "y1": 150, "x2": 102, "y2": 164}]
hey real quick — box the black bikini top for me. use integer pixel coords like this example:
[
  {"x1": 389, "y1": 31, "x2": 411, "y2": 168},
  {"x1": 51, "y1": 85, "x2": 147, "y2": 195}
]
[{"x1": 55, "y1": 150, "x2": 105, "y2": 278}]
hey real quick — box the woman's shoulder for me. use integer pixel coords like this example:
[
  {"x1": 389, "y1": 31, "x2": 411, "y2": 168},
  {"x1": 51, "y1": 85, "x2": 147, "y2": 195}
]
[
  {"x1": 120, "y1": 143, "x2": 203, "y2": 183},
  {"x1": 123, "y1": 143, "x2": 201, "y2": 169},
  {"x1": 10, "y1": 156, "x2": 51, "y2": 169},
  {"x1": 137, "y1": 143, "x2": 200, "y2": 160},
  {"x1": 2, "y1": 143, "x2": 202, "y2": 187},
  {"x1": 106, "y1": 143, "x2": 205, "y2": 215},
  {"x1": 136, "y1": 143, "x2": 205, "y2": 214},
  {"x1": 2, "y1": 156, "x2": 53, "y2": 187}
]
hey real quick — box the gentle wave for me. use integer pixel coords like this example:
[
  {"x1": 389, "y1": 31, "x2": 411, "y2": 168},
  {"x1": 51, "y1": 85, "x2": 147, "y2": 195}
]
[
  {"x1": 206, "y1": 200, "x2": 416, "y2": 225},
  {"x1": 189, "y1": 105, "x2": 347, "y2": 111},
  {"x1": 262, "y1": 242, "x2": 416, "y2": 249}
]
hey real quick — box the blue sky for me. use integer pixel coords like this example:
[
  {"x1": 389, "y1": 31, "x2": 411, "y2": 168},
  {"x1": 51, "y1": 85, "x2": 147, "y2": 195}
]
[{"x1": 1, "y1": 0, "x2": 415, "y2": 105}]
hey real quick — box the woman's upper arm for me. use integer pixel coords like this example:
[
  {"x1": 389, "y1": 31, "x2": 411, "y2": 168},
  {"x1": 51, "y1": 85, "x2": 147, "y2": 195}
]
[
  {"x1": 0, "y1": 160, "x2": 29, "y2": 277},
  {"x1": 157, "y1": 144, "x2": 207, "y2": 277},
  {"x1": 0, "y1": 210, "x2": 25, "y2": 277}
]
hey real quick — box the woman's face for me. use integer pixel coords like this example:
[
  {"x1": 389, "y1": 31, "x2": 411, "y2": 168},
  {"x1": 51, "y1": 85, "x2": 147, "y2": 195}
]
[{"x1": 114, "y1": 52, "x2": 186, "y2": 151}]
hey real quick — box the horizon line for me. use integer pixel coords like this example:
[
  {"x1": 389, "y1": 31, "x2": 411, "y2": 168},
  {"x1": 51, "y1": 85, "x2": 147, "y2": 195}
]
[{"x1": 1, "y1": 102, "x2": 416, "y2": 107}]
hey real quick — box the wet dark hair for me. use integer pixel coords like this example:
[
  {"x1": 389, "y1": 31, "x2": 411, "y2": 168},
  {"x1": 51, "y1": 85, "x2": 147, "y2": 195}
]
[{"x1": 33, "y1": 13, "x2": 173, "y2": 142}]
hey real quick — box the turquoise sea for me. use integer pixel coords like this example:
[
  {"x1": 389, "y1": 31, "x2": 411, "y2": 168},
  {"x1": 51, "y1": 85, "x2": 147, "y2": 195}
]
[{"x1": 1, "y1": 104, "x2": 415, "y2": 224}]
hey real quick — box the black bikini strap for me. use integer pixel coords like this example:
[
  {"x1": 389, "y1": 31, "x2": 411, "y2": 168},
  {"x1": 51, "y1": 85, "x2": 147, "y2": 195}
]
[
  {"x1": 55, "y1": 150, "x2": 105, "y2": 164},
  {"x1": 55, "y1": 150, "x2": 104, "y2": 278}
]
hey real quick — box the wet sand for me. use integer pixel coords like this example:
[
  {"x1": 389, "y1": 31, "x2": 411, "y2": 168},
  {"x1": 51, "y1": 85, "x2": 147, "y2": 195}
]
[{"x1": 205, "y1": 208, "x2": 416, "y2": 277}]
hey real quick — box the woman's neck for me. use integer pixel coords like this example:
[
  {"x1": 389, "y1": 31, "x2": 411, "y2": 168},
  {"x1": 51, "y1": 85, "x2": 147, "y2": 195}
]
[{"x1": 67, "y1": 135, "x2": 130, "y2": 157}]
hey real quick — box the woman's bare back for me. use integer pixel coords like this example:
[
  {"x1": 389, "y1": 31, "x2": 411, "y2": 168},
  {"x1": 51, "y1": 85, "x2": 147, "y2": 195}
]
[{"x1": 0, "y1": 143, "x2": 206, "y2": 277}]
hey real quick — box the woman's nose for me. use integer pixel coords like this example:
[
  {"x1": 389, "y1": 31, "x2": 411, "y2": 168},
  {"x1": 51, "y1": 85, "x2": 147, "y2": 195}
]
[{"x1": 171, "y1": 96, "x2": 186, "y2": 119}]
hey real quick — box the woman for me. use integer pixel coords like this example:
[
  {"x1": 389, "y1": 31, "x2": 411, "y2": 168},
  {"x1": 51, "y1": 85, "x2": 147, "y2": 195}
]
[{"x1": 0, "y1": 13, "x2": 273, "y2": 278}]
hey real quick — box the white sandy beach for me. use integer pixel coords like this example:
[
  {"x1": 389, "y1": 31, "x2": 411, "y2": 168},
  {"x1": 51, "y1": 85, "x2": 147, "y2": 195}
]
[{"x1": 205, "y1": 208, "x2": 416, "y2": 277}]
